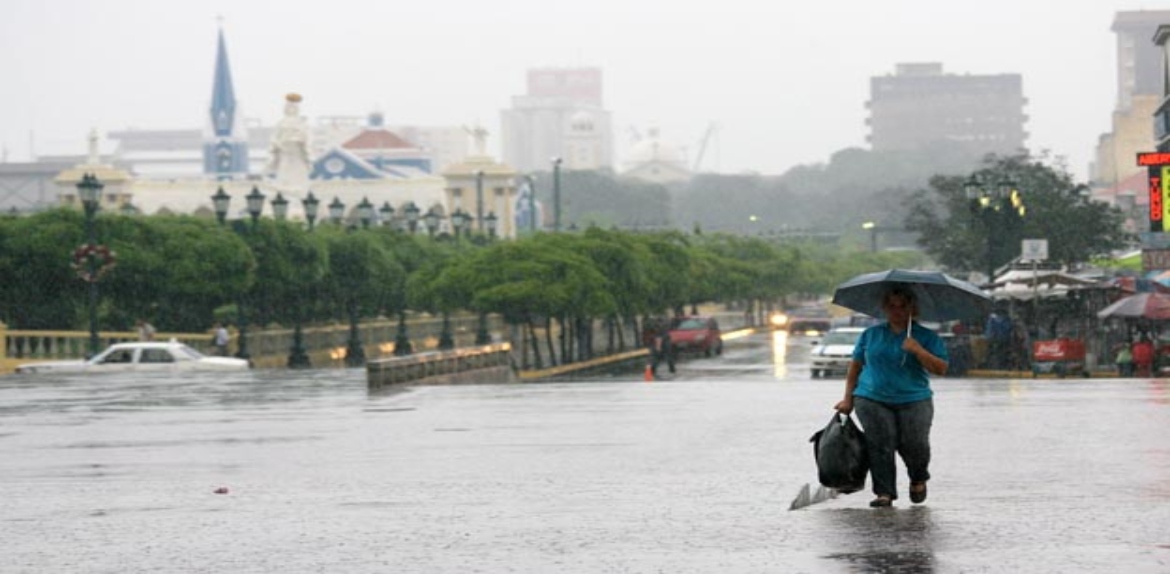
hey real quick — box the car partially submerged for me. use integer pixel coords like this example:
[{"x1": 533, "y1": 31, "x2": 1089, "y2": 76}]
[{"x1": 15, "y1": 339, "x2": 251, "y2": 374}]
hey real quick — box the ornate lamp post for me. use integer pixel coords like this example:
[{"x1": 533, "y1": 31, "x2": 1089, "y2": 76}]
[
  {"x1": 450, "y1": 208, "x2": 469, "y2": 240},
  {"x1": 302, "y1": 191, "x2": 320, "y2": 230},
  {"x1": 271, "y1": 192, "x2": 289, "y2": 221},
  {"x1": 423, "y1": 207, "x2": 441, "y2": 238},
  {"x1": 965, "y1": 174, "x2": 1026, "y2": 283},
  {"x1": 245, "y1": 186, "x2": 266, "y2": 226},
  {"x1": 484, "y1": 211, "x2": 498, "y2": 239},
  {"x1": 356, "y1": 196, "x2": 375, "y2": 229},
  {"x1": 234, "y1": 187, "x2": 266, "y2": 361},
  {"x1": 419, "y1": 207, "x2": 453, "y2": 350},
  {"x1": 285, "y1": 192, "x2": 318, "y2": 371},
  {"x1": 403, "y1": 201, "x2": 421, "y2": 234},
  {"x1": 76, "y1": 173, "x2": 104, "y2": 357},
  {"x1": 343, "y1": 289, "x2": 367, "y2": 367},
  {"x1": 552, "y1": 157, "x2": 563, "y2": 232},
  {"x1": 211, "y1": 186, "x2": 231, "y2": 225},
  {"x1": 328, "y1": 196, "x2": 345, "y2": 226},
  {"x1": 379, "y1": 201, "x2": 395, "y2": 228}
]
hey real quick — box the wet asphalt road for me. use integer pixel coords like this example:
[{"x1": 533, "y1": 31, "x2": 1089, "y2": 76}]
[{"x1": 1, "y1": 330, "x2": 1169, "y2": 573}]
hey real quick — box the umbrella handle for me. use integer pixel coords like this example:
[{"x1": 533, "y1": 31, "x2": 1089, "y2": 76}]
[{"x1": 902, "y1": 312, "x2": 912, "y2": 366}]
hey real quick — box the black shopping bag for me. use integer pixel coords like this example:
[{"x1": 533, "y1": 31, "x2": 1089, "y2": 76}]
[{"x1": 808, "y1": 413, "x2": 869, "y2": 494}]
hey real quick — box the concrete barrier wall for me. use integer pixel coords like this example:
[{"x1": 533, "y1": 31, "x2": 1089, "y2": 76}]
[{"x1": 367, "y1": 343, "x2": 515, "y2": 390}]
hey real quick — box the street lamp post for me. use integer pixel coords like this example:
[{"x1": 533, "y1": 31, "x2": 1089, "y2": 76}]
[
  {"x1": 484, "y1": 211, "x2": 498, "y2": 239},
  {"x1": 328, "y1": 196, "x2": 345, "y2": 226},
  {"x1": 450, "y1": 208, "x2": 469, "y2": 240},
  {"x1": 211, "y1": 187, "x2": 231, "y2": 226},
  {"x1": 379, "y1": 201, "x2": 394, "y2": 228},
  {"x1": 288, "y1": 191, "x2": 320, "y2": 369},
  {"x1": 423, "y1": 207, "x2": 440, "y2": 238},
  {"x1": 475, "y1": 169, "x2": 485, "y2": 233},
  {"x1": 76, "y1": 173, "x2": 104, "y2": 357},
  {"x1": 356, "y1": 196, "x2": 374, "y2": 229},
  {"x1": 270, "y1": 192, "x2": 289, "y2": 221},
  {"x1": 434, "y1": 207, "x2": 455, "y2": 350},
  {"x1": 302, "y1": 191, "x2": 320, "y2": 231},
  {"x1": 551, "y1": 157, "x2": 563, "y2": 231},
  {"x1": 965, "y1": 175, "x2": 1026, "y2": 283},
  {"x1": 524, "y1": 174, "x2": 537, "y2": 232},
  {"x1": 245, "y1": 186, "x2": 265, "y2": 226},
  {"x1": 403, "y1": 201, "x2": 420, "y2": 234},
  {"x1": 473, "y1": 205, "x2": 492, "y2": 347},
  {"x1": 235, "y1": 187, "x2": 266, "y2": 361},
  {"x1": 343, "y1": 199, "x2": 374, "y2": 367},
  {"x1": 861, "y1": 221, "x2": 877, "y2": 253}
]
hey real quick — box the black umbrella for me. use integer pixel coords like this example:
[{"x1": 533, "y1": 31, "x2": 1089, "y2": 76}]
[{"x1": 831, "y1": 269, "x2": 992, "y2": 323}]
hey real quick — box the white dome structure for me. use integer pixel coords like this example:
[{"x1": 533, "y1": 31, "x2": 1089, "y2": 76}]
[{"x1": 621, "y1": 127, "x2": 691, "y2": 183}]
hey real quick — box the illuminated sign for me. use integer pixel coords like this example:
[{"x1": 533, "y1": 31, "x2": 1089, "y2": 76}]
[
  {"x1": 1151, "y1": 166, "x2": 1170, "y2": 232},
  {"x1": 1138, "y1": 152, "x2": 1170, "y2": 166}
]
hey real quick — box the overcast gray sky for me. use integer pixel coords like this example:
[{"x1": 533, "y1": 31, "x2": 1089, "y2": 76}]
[{"x1": 1, "y1": 0, "x2": 1164, "y2": 180}]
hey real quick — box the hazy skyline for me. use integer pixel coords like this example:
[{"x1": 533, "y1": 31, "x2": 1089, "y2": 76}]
[{"x1": 2, "y1": 0, "x2": 1165, "y2": 180}]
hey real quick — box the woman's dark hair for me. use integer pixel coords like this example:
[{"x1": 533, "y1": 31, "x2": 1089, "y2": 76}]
[{"x1": 882, "y1": 286, "x2": 917, "y2": 307}]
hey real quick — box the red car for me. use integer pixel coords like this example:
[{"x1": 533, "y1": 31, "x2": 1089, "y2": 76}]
[{"x1": 668, "y1": 316, "x2": 723, "y2": 356}]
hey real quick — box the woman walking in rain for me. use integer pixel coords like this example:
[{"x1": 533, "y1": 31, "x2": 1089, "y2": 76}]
[{"x1": 834, "y1": 285, "x2": 949, "y2": 508}]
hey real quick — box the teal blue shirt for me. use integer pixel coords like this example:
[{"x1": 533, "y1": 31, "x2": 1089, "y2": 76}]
[{"x1": 851, "y1": 322, "x2": 948, "y2": 404}]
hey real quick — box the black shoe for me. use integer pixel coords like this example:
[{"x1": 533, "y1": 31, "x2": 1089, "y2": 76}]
[
  {"x1": 869, "y1": 495, "x2": 893, "y2": 508},
  {"x1": 910, "y1": 482, "x2": 927, "y2": 504}
]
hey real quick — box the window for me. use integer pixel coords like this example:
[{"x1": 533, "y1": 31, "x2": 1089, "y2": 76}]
[{"x1": 139, "y1": 349, "x2": 175, "y2": 363}]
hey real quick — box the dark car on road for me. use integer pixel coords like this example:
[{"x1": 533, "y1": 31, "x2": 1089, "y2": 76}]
[{"x1": 668, "y1": 316, "x2": 723, "y2": 357}]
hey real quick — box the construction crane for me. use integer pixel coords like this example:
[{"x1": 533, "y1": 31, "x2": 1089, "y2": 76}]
[{"x1": 692, "y1": 122, "x2": 717, "y2": 172}]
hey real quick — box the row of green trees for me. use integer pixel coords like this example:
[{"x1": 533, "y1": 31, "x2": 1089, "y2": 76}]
[{"x1": 0, "y1": 208, "x2": 926, "y2": 364}]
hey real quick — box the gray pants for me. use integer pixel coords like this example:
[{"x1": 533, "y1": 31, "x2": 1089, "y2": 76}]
[{"x1": 854, "y1": 396, "x2": 933, "y2": 500}]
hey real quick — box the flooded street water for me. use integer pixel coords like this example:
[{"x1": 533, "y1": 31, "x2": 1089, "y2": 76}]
[{"x1": 3, "y1": 331, "x2": 1170, "y2": 573}]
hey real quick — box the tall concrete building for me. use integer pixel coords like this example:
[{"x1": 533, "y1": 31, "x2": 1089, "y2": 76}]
[
  {"x1": 1093, "y1": 10, "x2": 1170, "y2": 190},
  {"x1": 500, "y1": 67, "x2": 614, "y2": 173},
  {"x1": 866, "y1": 63, "x2": 1028, "y2": 156}
]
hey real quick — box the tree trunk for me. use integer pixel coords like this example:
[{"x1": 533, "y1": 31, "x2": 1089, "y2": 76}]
[
  {"x1": 544, "y1": 316, "x2": 557, "y2": 367},
  {"x1": 527, "y1": 318, "x2": 543, "y2": 370}
]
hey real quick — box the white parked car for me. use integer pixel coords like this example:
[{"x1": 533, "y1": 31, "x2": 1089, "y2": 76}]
[
  {"x1": 15, "y1": 339, "x2": 251, "y2": 374},
  {"x1": 810, "y1": 327, "x2": 864, "y2": 379}
]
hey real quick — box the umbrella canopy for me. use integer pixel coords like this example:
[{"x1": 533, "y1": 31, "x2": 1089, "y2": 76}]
[
  {"x1": 831, "y1": 268, "x2": 992, "y2": 322},
  {"x1": 1096, "y1": 292, "x2": 1170, "y2": 320}
]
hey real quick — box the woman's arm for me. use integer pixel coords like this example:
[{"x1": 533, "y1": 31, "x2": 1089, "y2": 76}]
[
  {"x1": 903, "y1": 336, "x2": 948, "y2": 376},
  {"x1": 834, "y1": 360, "x2": 863, "y2": 414}
]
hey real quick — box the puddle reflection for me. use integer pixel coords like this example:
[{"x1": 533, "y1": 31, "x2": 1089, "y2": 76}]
[{"x1": 817, "y1": 506, "x2": 937, "y2": 573}]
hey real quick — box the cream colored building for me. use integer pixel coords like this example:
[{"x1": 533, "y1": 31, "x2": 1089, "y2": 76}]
[{"x1": 441, "y1": 155, "x2": 519, "y2": 239}]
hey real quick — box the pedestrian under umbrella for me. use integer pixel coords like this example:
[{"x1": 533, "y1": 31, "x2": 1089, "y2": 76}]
[{"x1": 833, "y1": 284, "x2": 950, "y2": 508}]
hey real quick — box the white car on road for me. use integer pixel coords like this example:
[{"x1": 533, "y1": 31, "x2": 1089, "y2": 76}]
[
  {"x1": 810, "y1": 327, "x2": 864, "y2": 379},
  {"x1": 15, "y1": 340, "x2": 251, "y2": 374}
]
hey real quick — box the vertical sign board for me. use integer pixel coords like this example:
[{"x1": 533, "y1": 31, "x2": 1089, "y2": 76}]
[{"x1": 1138, "y1": 152, "x2": 1170, "y2": 231}]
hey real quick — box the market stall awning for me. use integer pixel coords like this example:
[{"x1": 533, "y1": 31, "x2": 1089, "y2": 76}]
[{"x1": 986, "y1": 269, "x2": 1097, "y2": 301}]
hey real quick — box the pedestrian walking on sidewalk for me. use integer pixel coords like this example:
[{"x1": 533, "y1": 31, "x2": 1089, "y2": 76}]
[{"x1": 834, "y1": 286, "x2": 949, "y2": 508}]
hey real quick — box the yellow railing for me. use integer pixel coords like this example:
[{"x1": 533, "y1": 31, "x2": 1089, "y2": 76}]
[{"x1": 0, "y1": 314, "x2": 503, "y2": 374}]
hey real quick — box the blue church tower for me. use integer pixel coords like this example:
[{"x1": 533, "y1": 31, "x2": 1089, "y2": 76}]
[{"x1": 203, "y1": 27, "x2": 249, "y2": 179}]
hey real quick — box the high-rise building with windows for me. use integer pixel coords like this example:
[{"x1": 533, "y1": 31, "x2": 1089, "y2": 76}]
[
  {"x1": 1093, "y1": 10, "x2": 1170, "y2": 190},
  {"x1": 500, "y1": 67, "x2": 613, "y2": 173},
  {"x1": 866, "y1": 62, "x2": 1028, "y2": 157}
]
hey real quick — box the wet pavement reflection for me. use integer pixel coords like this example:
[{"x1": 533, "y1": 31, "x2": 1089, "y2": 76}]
[{"x1": 2, "y1": 331, "x2": 1169, "y2": 573}]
